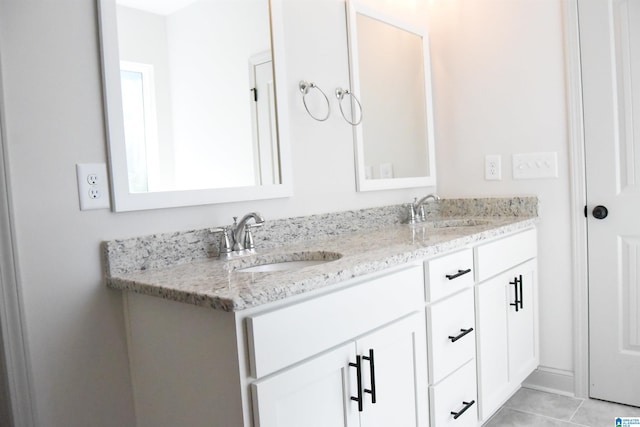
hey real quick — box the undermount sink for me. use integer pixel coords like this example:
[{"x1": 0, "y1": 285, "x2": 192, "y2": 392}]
[
  {"x1": 235, "y1": 251, "x2": 342, "y2": 273},
  {"x1": 418, "y1": 219, "x2": 491, "y2": 228}
]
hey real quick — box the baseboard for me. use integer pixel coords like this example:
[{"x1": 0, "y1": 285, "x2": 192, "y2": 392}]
[{"x1": 522, "y1": 367, "x2": 575, "y2": 397}]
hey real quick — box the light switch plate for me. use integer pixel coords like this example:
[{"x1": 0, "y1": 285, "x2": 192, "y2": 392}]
[{"x1": 512, "y1": 152, "x2": 558, "y2": 179}]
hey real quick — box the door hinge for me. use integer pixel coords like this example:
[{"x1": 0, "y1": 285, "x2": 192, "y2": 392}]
[
  {"x1": 251, "y1": 88, "x2": 258, "y2": 102},
  {"x1": 584, "y1": 205, "x2": 587, "y2": 218}
]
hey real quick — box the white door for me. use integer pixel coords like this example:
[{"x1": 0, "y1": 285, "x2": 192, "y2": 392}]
[
  {"x1": 579, "y1": 0, "x2": 640, "y2": 406},
  {"x1": 251, "y1": 342, "x2": 359, "y2": 427},
  {"x1": 248, "y1": 53, "x2": 279, "y2": 186},
  {"x1": 357, "y1": 313, "x2": 428, "y2": 427}
]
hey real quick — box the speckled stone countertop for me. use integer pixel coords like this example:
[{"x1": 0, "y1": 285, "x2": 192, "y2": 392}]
[{"x1": 104, "y1": 197, "x2": 539, "y2": 312}]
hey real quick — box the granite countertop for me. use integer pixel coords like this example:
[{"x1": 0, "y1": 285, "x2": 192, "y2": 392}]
[{"x1": 105, "y1": 200, "x2": 538, "y2": 312}]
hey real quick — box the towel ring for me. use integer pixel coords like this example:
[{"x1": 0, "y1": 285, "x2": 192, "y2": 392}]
[
  {"x1": 335, "y1": 87, "x2": 363, "y2": 126},
  {"x1": 299, "y1": 81, "x2": 330, "y2": 122}
]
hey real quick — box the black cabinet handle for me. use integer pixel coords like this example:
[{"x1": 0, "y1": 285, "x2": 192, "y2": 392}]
[
  {"x1": 446, "y1": 268, "x2": 472, "y2": 280},
  {"x1": 349, "y1": 355, "x2": 363, "y2": 412},
  {"x1": 448, "y1": 328, "x2": 474, "y2": 343},
  {"x1": 518, "y1": 274, "x2": 524, "y2": 309},
  {"x1": 509, "y1": 276, "x2": 520, "y2": 312},
  {"x1": 362, "y1": 349, "x2": 377, "y2": 404},
  {"x1": 451, "y1": 400, "x2": 475, "y2": 420}
]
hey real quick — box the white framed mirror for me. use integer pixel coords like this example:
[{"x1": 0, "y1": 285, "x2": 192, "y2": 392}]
[
  {"x1": 346, "y1": 0, "x2": 437, "y2": 192},
  {"x1": 98, "y1": 0, "x2": 293, "y2": 211}
]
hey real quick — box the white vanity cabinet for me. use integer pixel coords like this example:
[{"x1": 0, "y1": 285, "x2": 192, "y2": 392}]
[
  {"x1": 122, "y1": 263, "x2": 428, "y2": 427},
  {"x1": 474, "y1": 229, "x2": 538, "y2": 423},
  {"x1": 424, "y1": 248, "x2": 478, "y2": 427}
]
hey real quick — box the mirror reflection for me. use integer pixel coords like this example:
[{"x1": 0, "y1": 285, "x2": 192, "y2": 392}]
[
  {"x1": 115, "y1": 0, "x2": 281, "y2": 193},
  {"x1": 347, "y1": 0, "x2": 436, "y2": 191}
]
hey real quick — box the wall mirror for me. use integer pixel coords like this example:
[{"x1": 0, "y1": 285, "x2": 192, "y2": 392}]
[
  {"x1": 346, "y1": 0, "x2": 437, "y2": 191},
  {"x1": 98, "y1": 0, "x2": 292, "y2": 211}
]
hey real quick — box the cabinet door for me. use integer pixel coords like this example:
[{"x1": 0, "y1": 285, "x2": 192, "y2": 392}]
[
  {"x1": 251, "y1": 343, "x2": 359, "y2": 427},
  {"x1": 507, "y1": 260, "x2": 538, "y2": 386},
  {"x1": 475, "y1": 274, "x2": 509, "y2": 421},
  {"x1": 357, "y1": 312, "x2": 429, "y2": 427},
  {"x1": 476, "y1": 260, "x2": 538, "y2": 422}
]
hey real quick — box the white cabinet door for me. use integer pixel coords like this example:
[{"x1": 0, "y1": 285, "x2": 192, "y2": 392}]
[
  {"x1": 251, "y1": 343, "x2": 359, "y2": 427},
  {"x1": 358, "y1": 313, "x2": 429, "y2": 427},
  {"x1": 476, "y1": 273, "x2": 509, "y2": 421},
  {"x1": 476, "y1": 259, "x2": 538, "y2": 422},
  {"x1": 506, "y1": 261, "x2": 538, "y2": 386}
]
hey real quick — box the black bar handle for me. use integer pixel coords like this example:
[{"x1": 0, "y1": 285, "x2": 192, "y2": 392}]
[
  {"x1": 451, "y1": 400, "x2": 475, "y2": 420},
  {"x1": 363, "y1": 349, "x2": 377, "y2": 404},
  {"x1": 518, "y1": 274, "x2": 524, "y2": 309},
  {"x1": 448, "y1": 328, "x2": 474, "y2": 343},
  {"x1": 509, "y1": 277, "x2": 520, "y2": 312},
  {"x1": 445, "y1": 268, "x2": 472, "y2": 280},
  {"x1": 349, "y1": 355, "x2": 363, "y2": 412}
]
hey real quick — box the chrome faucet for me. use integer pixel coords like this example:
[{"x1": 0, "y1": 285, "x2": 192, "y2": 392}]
[
  {"x1": 409, "y1": 193, "x2": 440, "y2": 223},
  {"x1": 210, "y1": 212, "x2": 265, "y2": 258},
  {"x1": 231, "y1": 212, "x2": 265, "y2": 252}
]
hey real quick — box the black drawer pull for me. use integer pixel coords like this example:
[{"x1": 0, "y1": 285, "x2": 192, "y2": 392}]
[
  {"x1": 448, "y1": 328, "x2": 474, "y2": 343},
  {"x1": 445, "y1": 268, "x2": 471, "y2": 280},
  {"x1": 451, "y1": 400, "x2": 475, "y2": 420},
  {"x1": 349, "y1": 355, "x2": 363, "y2": 412}
]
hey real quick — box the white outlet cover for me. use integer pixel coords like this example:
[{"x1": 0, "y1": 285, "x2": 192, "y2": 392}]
[
  {"x1": 379, "y1": 163, "x2": 393, "y2": 179},
  {"x1": 76, "y1": 163, "x2": 110, "y2": 210},
  {"x1": 485, "y1": 154, "x2": 502, "y2": 180}
]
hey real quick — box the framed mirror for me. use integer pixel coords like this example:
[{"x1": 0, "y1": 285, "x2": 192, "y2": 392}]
[
  {"x1": 346, "y1": 0, "x2": 437, "y2": 191},
  {"x1": 98, "y1": 0, "x2": 292, "y2": 211}
]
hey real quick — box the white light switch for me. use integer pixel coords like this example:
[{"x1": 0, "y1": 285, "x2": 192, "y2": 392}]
[{"x1": 512, "y1": 152, "x2": 558, "y2": 179}]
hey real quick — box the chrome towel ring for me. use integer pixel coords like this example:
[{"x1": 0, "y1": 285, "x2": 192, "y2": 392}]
[
  {"x1": 299, "y1": 81, "x2": 330, "y2": 122},
  {"x1": 335, "y1": 87, "x2": 363, "y2": 126}
]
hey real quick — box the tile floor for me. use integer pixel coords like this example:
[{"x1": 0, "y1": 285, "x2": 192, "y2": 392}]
[{"x1": 484, "y1": 388, "x2": 640, "y2": 427}]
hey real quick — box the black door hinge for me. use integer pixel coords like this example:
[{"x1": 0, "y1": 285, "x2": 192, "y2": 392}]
[{"x1": 251, "y1": 88, "x2": 258, "y2": 102}]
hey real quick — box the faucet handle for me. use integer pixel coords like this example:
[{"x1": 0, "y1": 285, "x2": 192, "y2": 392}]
[
  {"x1": 210, "y1": 227, "x2": 233, "y2": 255},
  {"x1": 244, "y1": 228, "x2": 256, "y2": 251},
  {"x1": 243, "y1": 223, "x2": 262, "y2": 251},
  {"x1": 408, "y1": 203, "x2": 418, "y2": 224}
]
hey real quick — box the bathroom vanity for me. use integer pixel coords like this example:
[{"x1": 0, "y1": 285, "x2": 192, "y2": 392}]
[{"x1": 104, "y1": 198, "x2": 539, "y2": 427}]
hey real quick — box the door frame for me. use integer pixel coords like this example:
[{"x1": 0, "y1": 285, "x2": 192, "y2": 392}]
[
  {"x1": 565, "y1": 0, "x2": 590, "y2": 399},
  {"x1": 0, "y1": 48, "x2": 37, "y2": 425}
]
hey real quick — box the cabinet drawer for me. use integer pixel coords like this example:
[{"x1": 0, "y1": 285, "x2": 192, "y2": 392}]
[
  {"x1": 425, "y1": 249, "x2": 474, "y2": 302},
  {"x1": 427, "y1": 288, "x2": 475, "y2": 383},
  {"x1": 430, "y1": 360, "x2": 478, "y2": 427},
  {"x1": 475, "y1": 228, "x2": 537, "y2": 282},
  {"x1": 246, "y1": 265, "x2": 424, "y2": 378}
]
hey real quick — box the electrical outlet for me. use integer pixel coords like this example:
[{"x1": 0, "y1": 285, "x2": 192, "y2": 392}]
[
  {"x1": 512, "y1": 152, "x2": 558, "y2": 179},
  {"x1": 379, "y1": 163, "x2": 394, "y2": 179},
  {"x1": 76, "y1": 163, "x2": 110, "y2": 210},
  {"x1": 485, "y1": 155, "x2": 502, "y2": 180}
]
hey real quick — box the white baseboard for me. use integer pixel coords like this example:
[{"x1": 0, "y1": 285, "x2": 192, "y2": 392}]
[{"x1": 522, "y1": 367, "x2": 575, "y2": 397}]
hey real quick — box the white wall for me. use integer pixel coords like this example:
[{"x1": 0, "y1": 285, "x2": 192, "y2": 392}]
[
  {"x1": 0, "y1": 0, "x2": 433, "y2": 425},
  {"x1": 0, "y1": 0, "x2": 574, "y2": 424},
  {"x1": 428, "y1": 0, "x2": 574, "y2": 380}
]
